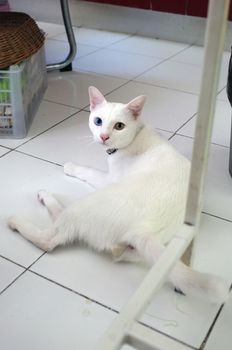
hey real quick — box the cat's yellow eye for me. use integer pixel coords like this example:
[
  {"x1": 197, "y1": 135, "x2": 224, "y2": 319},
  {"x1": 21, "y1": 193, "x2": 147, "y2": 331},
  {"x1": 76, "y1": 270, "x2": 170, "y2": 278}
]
[{"x1": 114, "y1": 122, "x2": 125, "y2": 130}]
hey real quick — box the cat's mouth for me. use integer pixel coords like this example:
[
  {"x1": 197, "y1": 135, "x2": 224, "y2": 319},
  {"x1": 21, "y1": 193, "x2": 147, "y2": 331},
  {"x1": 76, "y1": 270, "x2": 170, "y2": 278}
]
[
  {"x1": 98, "y1": 138, "x2": 111, "y2": 147},
  {"x1": 95, "y1": 136, "x2": 116, "y2": 148}
]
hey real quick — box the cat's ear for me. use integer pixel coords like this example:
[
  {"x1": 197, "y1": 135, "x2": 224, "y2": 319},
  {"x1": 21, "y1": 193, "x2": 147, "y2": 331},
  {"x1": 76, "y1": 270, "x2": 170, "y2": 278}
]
[
  {"x1": 126, "y1": 95, "x2": 146, "y2": 119},
  {"x1": 88, "y1": 86, "x2": 107, "y2": 111}
]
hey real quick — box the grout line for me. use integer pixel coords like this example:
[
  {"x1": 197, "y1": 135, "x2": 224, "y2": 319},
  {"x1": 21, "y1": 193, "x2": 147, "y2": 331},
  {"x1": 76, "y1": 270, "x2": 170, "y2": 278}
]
[
  {"x1": 168, "y1": 112, "x2": 198, "y2": 141},
  {"x1": 75, "y1": 58, "x2": 164, "y2": 84},
  {"x1": 0, "y1": 270, "x2": 27, "y2": 296},
  {"x1": 0, "y1": 149, "x2": 14, "y2": 158},
  {"x1": 27, "y1": 252, "x2": 47, "y2": 269},
  {"x1": 133, "y1": 81, "x2": 200, "y2": 96},
  {"x1": 41, "y1": 97, "x2": 81, "y2": 110},
  {"x1": 202, "y1": 211, "x2": 232, "y2": 224},
  {"x1": 14, "y1": 150, "x2": 62, "y2": 167},
  {"x1": 123, "y1": 78, "x2": 200, "y2": 97},
  {"x1": 48, "y1": 36, "x2": 99, "y2": 50},
  {"x1": 199, "y1": 304, "x2": 225, "y2": 350},
  {"x1": 217, "y1": 85, "x2": 226, "y2": 96},
  {"x1": 28, "y1": 269, "x2": 196, "y2": 349},
  {"x1": 0, "y1": 145, "x2": 12, "y2": 150},
  {"x1": 72, "y1": 46, "x2": 103, "y2": 61},
  {"x1": 199, "y1": 281, "x2": 232, "y2": 350},
  {"x1": 178, "y1": 134, "x2": 230, "y2": 149},
  {"x1": 105, "y1": 37, "x2": 193, "y2": 59},
  {"x1": 169, "y1": 132, "x2": 230, "y2": 149},
  {"x1": 42, "y1": 98, "x2": 82, "y2": 109},
  {"x1": 0, "y1": 254, "x2": 26, "y2": 269},
  {"x1": 50, "y1": 28, "x2": 134, "y2": 49},
  {"x1": 129, "y1": 43, "x2": 193, "y2": 81},
  {"x1": 0, "y1": 252, "x2": 46, "y2": 296},
  {"x1": 94, "y1": 32, "x2": 134, "y2": 49},
  {"x1": 12, "y1": 109, "x2": 82, "y2": 152},
  {"x1": 28, "y1": 269, "x2": 119, "y2": 314},
  {"x1": 155, "y1": 127, "x2": 174, "y2": 135},
  {"x1": 138, "y1": 320, "x2": 197, "y2": 350}
]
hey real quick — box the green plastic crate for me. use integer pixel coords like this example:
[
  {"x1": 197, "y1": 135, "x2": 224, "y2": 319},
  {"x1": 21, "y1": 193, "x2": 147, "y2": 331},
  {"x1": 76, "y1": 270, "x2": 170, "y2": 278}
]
[{"x1": 0, "y1": 46, "x2": 47, "y2": 138}]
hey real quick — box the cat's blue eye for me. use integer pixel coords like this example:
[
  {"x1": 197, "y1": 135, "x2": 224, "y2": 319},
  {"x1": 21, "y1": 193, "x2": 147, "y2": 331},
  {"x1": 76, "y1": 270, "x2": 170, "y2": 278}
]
[{"x1": 94, "y1": 117, "x2": 102, "y2": 126}]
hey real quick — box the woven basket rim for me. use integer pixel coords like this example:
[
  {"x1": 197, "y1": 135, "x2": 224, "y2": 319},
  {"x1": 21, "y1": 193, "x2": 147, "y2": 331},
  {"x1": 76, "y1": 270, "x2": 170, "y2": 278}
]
[{"x1": 0, "y1": 12, "x2": 45, "y2": 69}]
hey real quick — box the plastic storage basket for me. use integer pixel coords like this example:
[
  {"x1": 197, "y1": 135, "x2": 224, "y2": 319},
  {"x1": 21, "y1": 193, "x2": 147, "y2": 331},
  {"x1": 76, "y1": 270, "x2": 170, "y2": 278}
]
[{"x1": 0, "y1": 47, "x2": 47, "y2": 138}]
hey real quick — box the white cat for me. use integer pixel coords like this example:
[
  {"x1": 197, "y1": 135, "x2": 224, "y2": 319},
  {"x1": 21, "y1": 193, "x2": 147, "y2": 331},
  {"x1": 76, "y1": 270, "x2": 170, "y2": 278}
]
[{"x1": 8, "y1": 86, "x2": 228, "y2": 304}]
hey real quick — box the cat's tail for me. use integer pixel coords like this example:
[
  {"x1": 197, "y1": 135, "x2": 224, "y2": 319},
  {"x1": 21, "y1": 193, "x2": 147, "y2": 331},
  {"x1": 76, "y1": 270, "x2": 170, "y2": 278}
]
[
  {"x1": 124, "y1": 231, "x2": 229, "y2": 304},
  {"x1": 170, "y1": 261, "x2": 229, "y2": 304}
]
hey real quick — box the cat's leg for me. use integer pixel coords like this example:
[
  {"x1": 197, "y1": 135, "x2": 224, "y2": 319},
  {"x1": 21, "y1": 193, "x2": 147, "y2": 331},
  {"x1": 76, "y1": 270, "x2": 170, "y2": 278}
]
[
  {"x1": 123, "y1": 231, "x2": 229, "y2": 304},
  {"x1": 111, "y1": 244, "x2": 141, "y2": 263},
  {"x1": 64, "y1": 163, "x2": 110, "y2": 188},
  {"x1": 8, "y1": 215, "x2": 59, "y2": 251},
  {"x1": 38, "y1": 190, "x2": 64, "y2": 221}
]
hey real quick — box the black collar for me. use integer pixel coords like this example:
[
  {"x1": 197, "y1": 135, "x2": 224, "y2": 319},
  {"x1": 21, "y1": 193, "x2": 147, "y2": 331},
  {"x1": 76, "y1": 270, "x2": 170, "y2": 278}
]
[{"x1": 106, "y1": 148, "x2": 118, "y2": 155}]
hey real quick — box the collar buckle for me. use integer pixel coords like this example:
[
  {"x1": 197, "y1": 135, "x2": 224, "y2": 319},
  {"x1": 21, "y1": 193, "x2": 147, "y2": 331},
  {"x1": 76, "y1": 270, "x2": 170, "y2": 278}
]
[{"x1": 106, "y1": 148, "x2": 117, "y2": 155}]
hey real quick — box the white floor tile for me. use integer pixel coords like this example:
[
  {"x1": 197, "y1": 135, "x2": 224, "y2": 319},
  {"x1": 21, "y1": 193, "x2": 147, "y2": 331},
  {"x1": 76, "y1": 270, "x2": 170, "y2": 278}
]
[
  {"x1": 136, "y1": 60, "x2": 227, "y2": 95},
  {"x1": 170, "y1": 135, "x2": 232, "y2": 221},
  {"x1": 158, "y1": 130, "x2": 173, "y2": 139},
  {"x1": 204, "y1": 292, "x2": 232, "y2": 350},
  {"x1": 45, "y1": 39, "x2": 99, "y2": 65},
  {"x1": 0, "y1": 151, "x2": 92, "y2": 267},
  {"x1": 53, "y1": 27, "x2": 131, "y2": 47},
  {"x1": 217, "y1": 87, "x2": 228, "y2": 101},
  {"x1": 16, "y1": 110, "x2": 172, "y2": 168},
  {"x1": 1, "y1": 24, "x2": 232, "y2": 349},
  {"x1": 0, "y1": 271, "x2": 115, "y2": 350},
  {"x1": 106, "y1": 81, "x2": 198, "y2": 132},
  {"x1": 31, "y1": 222, "x2": 227, "y2": 348},
  {"x1": 17, "y1": 111, "x2": 108, "y2": 170},
  {"x1": 177, "y1": 99, "x2": 231, "y2": 147},
  {"x1": 0, "y1": 146, "x2": 10, "y2": 156},
  {"x1": 0, "y1": 101, "x2": 79, "y2": 149},
  {"x1": 171, "y1": 45, "x2": 205, "y2": 66},
  {"x1": 110, "y1": 36, "x2": 189, "y2": 59},
  {"x1": 75, "y1": 48, "x2": 162, "y2": 79},
  {"x1": 37, "y1": 21, "x2": 65, "y2": 38},
  {"x1": 171, "y1": 45, "x2": 230, "y2": 68},
  {"x1": 45, "y1": 71, "x2": 127, "y2": 108},
  {"x1": 0, "y1": 257, "x2": 24, "y2": 292},
  {"x1": 193, "y1": 214, "x2": 232, "y2": 286}
]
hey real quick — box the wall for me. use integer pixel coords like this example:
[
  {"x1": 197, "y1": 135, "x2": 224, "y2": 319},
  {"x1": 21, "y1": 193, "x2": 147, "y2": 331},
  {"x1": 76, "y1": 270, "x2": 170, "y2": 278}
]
[{"x1": 9, "y1": 0, "x2": 232, "y2": 50}]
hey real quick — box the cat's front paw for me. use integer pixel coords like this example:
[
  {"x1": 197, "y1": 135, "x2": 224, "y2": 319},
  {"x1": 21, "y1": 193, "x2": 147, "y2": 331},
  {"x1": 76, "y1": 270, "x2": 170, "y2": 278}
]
[
  {"x1": 64, "y1": 162, "x2": 77, "y2": 177},
  {"x1": 64, "y1": 163, "x2": 86, "y2": 182}
]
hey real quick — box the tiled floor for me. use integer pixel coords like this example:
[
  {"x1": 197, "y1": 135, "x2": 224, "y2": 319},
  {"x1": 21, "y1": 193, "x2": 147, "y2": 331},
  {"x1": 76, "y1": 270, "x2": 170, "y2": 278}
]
[{"x1": 1, "y1": 22, "x2": 232, "y2": 350}]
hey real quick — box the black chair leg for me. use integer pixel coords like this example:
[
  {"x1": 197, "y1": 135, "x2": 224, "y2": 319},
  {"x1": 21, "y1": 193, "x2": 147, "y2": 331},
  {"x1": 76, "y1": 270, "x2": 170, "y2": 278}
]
[
  {"x1": 229, "y1": 120, "x2": 232, "y2": 177},
  {"x1": 60, "y1": 63, "x2": 73, "y2": 72}
]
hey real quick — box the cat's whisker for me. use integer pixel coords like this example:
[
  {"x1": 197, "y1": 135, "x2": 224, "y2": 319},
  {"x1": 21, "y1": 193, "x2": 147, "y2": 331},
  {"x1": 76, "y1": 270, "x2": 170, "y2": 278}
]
[
  {"x1": 86, "y1": 140, "x2": 96, "y2": 147},
  {"x1": 76, "y1": 135, "x2": 93, "y2": 141}
]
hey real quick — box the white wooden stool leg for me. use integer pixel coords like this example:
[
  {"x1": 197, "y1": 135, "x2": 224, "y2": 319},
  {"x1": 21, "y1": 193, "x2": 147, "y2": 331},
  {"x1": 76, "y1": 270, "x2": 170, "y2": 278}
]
[{"x1": 96, "y1": 1, "x2": 230, "y2": 349}]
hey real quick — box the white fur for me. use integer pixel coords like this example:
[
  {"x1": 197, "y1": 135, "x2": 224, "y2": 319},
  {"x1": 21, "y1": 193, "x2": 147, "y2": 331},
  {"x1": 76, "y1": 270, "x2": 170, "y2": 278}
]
[{"x1": 8, "y1": 86, "x2": 229, "y2": 304}]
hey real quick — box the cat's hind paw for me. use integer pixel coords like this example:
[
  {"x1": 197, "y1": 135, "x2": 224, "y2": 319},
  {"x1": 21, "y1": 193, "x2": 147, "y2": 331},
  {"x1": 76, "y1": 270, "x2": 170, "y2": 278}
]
[{"x1": 7, "y1": 215, "x2": 21, "y2": 232}]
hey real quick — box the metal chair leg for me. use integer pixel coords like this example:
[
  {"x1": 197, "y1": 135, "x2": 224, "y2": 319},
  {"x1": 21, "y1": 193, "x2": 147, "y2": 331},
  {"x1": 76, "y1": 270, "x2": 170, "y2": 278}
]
[{"x1": 46, "y1": 0, "x2": 77, "y2": 72}]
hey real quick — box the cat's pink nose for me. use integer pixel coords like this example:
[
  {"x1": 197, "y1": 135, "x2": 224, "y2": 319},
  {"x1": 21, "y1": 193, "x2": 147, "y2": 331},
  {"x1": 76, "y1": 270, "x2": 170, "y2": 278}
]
[{"x1": 100, "y1": 134, "x2": 110, "y2": 142}]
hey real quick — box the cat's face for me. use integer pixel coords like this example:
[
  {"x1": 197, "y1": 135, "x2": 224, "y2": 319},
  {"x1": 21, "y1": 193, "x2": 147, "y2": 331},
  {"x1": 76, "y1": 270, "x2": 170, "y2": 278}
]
[{"x1": 88, "y1": 86, "x2": 146, "y2": 149}]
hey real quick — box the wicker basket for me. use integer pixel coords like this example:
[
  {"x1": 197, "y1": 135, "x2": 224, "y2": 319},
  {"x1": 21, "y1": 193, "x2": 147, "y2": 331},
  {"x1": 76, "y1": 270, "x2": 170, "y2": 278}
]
[{"x1": 0, "y1": 12, "x2": 45, "y2": 69}]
